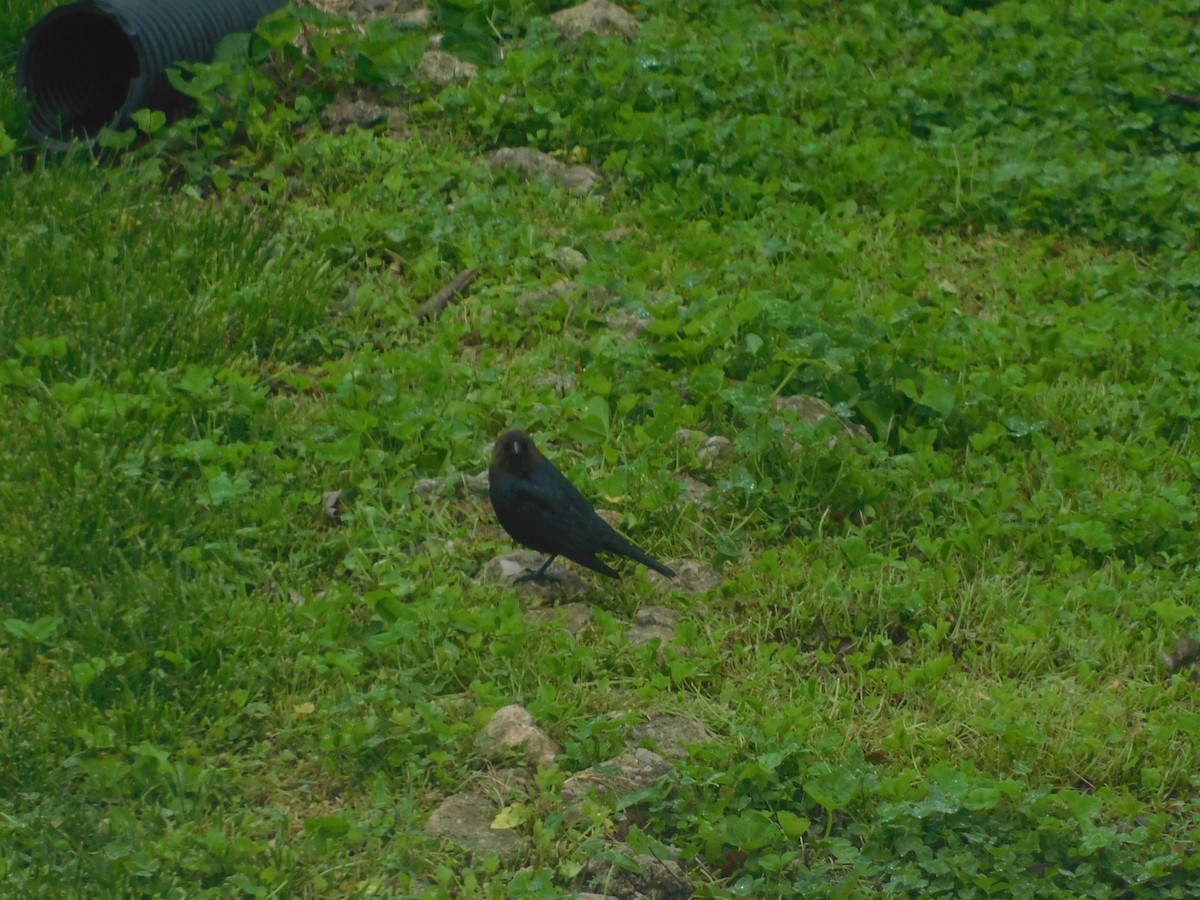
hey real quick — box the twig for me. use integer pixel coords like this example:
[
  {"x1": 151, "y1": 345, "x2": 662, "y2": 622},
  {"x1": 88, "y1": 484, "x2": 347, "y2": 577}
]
[
  {"x1": 415, "y1": 268, "x2": 480, "y2": 322},
  {"x1": 486, "y1": 16, "x2": 508, "y2": 61},
  {"x1": 1160, "y1": 86, "x2": 1200, "y2": 109}
]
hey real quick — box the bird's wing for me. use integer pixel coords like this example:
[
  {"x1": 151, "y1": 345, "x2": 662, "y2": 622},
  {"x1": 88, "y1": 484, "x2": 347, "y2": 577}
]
[
  {"x1": 530, "y1": 464, "x2": 674, "y2": 579},
  {"x1": 504, "y1": 465, "x2": 610, "y2": 559}
]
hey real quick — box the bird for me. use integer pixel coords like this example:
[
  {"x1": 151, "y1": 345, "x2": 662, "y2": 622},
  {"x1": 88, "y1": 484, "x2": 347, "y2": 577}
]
[{"x1": 488, "y1": 429, "x2": 676, "y2": 584}]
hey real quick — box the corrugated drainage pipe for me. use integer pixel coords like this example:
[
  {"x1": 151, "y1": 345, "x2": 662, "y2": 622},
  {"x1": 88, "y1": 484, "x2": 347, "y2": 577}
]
[{"x1": 17, "y1": 0, "x2": 287, "y2": 149}]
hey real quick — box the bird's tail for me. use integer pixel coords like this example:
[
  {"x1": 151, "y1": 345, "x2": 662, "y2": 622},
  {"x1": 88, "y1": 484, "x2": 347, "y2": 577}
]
[{"x1": 610, "y1": 534, "x2": 676, "y2": 578}]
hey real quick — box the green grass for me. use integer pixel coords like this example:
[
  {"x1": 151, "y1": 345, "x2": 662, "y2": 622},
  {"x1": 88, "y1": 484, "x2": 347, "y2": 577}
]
[{"x1": 2, "y1": 0, "x2": 1200, "y2": 895}]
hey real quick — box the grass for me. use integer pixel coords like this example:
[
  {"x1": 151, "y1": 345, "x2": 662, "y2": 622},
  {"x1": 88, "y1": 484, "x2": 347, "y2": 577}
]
[{"x1": 2, "y1": 0, "x2": 1200, "y2": 895}]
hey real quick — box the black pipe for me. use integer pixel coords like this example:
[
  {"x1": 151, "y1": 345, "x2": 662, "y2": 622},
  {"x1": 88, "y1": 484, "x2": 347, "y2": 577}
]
[{"x1": 17, "y1": 0, "x2": 287, "y2": 148}]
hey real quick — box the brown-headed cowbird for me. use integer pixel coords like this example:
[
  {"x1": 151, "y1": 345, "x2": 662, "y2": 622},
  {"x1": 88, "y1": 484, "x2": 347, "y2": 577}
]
[{"x1": 488, "y1": 429, "x2": 676, "y2": 583}]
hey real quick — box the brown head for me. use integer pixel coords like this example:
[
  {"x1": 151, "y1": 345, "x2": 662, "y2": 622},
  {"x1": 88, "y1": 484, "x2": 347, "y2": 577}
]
[{"x1": 490, "y1": 429, "x2": 545, "y2": 477}]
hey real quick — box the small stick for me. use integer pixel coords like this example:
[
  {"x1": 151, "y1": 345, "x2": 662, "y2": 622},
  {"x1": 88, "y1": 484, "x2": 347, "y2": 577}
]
[
  {"x1": 416, "y1": 268, "x2": 480, "y2": 322},
  {"x1": 1159, "y1": 86, "x2": 1200, "y2": 109}
]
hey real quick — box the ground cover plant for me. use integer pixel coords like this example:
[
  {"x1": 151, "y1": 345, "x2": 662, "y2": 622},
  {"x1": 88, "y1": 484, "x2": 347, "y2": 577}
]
[{"x1": 2, "y1": 0, "x2": 1200, "y2": 895}]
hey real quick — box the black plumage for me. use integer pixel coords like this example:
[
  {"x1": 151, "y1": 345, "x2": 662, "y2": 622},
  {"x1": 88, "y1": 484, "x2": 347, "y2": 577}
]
[{"x1": 488, "y1": 429, "x2": 676, "y2": 583}]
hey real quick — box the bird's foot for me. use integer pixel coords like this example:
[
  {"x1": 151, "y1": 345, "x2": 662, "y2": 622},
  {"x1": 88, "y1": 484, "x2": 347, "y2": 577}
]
[{"x1": 513, "y1": 567, "x2": 560, "y2": 585}]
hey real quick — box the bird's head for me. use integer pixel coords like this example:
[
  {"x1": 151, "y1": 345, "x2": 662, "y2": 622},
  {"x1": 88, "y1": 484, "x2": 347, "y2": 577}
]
[{"x1": 491, "y1": 429, "x2": 544, "y2": 476}]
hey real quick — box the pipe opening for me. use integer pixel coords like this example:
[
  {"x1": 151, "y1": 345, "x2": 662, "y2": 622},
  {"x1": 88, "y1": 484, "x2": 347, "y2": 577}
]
[{"x1": 21, "y1": 9, "x2": 140, "y2": 144}]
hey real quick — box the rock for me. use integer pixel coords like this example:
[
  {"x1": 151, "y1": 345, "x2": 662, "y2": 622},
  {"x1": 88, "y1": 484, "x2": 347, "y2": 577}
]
[
  {"x1": 517, "y1": 280, "x2": 589, "y2": 308},
  {"x1": 413, "y1": 478, "x2": 441, "y2": 495},
  {"x1": 531, "y1": 372, "x2": 579, "y2": 395},
  {"x1": 460, "y1": 470, "x2": 491, "y2": 497},
  {"x1": 1163, "y1": 635, "x2": 1200, "y2": 675},
  {"x1": 594, "y1": 508, "x2": 621, "y2": 529},
  {"x1": 581, "y1": 845, "x2": 692, "y2": 899},
  {"x1": 425, "y1": 793, "x2": 527, "y2": 861},
  {"x1": 675, "y1": 475, "x2": 714, "y2": 506},
  {"x1": 399, "y1": 6, "x2": 432, "y2": 27},
  {"x1": 561, "y1": 748, "x2": 674, "y2": 808},
  {"x1": 627, "y1": 606, "x2": 681, "y2": 647},
  {"x1": 487, "y1": 147, "x2": 603, "y2": 196},
  {"x1": 652, "y1": 560, "x2": 722, "y2": 595},
  {"x1": 604, "y1": 226, "x2": 635, "y2": 242},
  {"x1": 556, "y1": 246, "x2": 588, "y2": 273},
  {"x1": 470, "y1": 766, "x2": 537, "y2": 800},
  {"x1": 697, "y1": 435, "x2": 732, "y2": 465},
  {"x1": 322, "y1": 489, "x2": 345, "y2": 524},
  {"x1": 605, "y1": 309, "x2": 652, "y2": 338},
  {"x1": 348, "y1": 0, "x2": 393, "y2": 15},
  {"x1": 674, "y1": 428, "x2": 702, "y2": 446},
  {"x1": 479, "y1": 551, "x2": 601, "y2": 602},
  {"x1": 774, "y1": 394, "x2": 872, "y2": 443},
  {"x1": 348, "y1": 0, "x2": 426, "y2": 20},
  {"x1": 319, "y1": 88, "x2": 388, "y2": 133},
  {"x1": 340, "y1": 0, "x2": 431, "y2": 26},
  {"x1": 416, "y1": 49, "x2": 477, "y2": 86},
  {"x1": 478, "y1": 704, "x2": 561, "y2": 767},
  {"x1": 673, "y1": 428, "x2": 735, "y2": 466},
  {"x1": 629, "y1": 714, "x2": 711, "y2": 759},
  {"x1": 551, "y1": 0, "x2": 640, "y2": 41},
  {"x1": 525, "y1": 602, "x2": 596, "y2": 636}
]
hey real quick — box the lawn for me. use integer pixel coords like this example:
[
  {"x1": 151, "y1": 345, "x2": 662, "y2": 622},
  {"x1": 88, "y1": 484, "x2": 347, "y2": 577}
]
[{"x1": 2, "y1": 0, "x2": 1200, "y2": 895}]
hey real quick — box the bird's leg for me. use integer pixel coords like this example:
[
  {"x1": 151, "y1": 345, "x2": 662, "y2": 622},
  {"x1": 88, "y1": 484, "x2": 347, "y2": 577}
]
[{"x1": 514, "y1": 555, "x2": 559, "y2": 584}]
